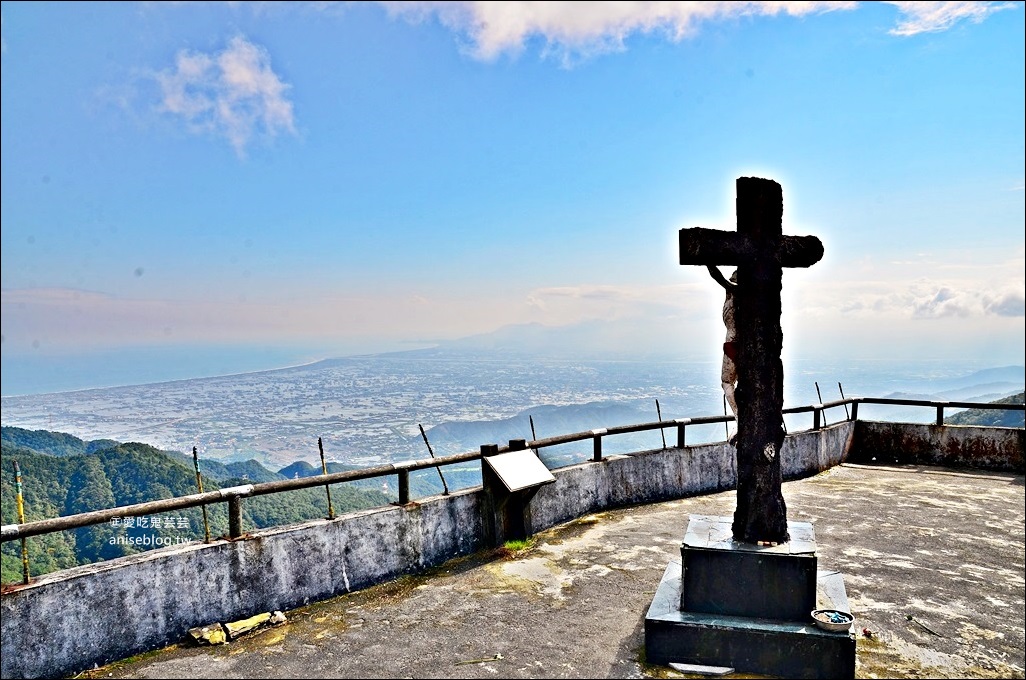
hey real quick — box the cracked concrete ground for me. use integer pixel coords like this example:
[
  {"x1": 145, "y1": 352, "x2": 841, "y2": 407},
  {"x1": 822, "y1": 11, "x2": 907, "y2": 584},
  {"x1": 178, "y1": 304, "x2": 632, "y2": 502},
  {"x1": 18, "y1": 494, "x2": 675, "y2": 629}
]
[{"x1": 84, "y1": 463, "x2": 1024, "y2": 679}]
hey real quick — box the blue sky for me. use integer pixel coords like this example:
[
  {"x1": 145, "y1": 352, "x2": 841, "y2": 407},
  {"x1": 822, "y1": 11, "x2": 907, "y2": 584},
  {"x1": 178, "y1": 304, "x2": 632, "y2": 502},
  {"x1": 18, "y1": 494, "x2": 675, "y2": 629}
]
[{"x1": 1, "y1": 1, "x2": 1024, "y2": 395}]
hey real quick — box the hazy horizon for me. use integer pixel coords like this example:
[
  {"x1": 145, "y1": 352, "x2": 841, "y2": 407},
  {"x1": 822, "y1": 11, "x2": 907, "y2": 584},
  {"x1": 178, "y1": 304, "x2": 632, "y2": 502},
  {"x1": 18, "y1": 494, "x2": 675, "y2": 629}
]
[{"x1": 3, "y1": 318, "x2": 1024, "y2": 398}]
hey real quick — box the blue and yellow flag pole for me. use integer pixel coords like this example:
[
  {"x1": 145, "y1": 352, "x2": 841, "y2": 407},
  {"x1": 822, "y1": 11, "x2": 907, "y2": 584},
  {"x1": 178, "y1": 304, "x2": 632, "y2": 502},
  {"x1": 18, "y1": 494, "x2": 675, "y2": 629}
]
[{"x1": 13, "y1": 460, "x2": 30, "y2": 584}]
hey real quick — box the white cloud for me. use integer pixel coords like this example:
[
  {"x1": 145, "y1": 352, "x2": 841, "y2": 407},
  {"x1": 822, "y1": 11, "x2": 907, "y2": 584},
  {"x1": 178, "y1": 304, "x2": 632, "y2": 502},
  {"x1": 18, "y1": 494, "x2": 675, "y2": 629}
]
[
  {"x1": 983, "y1": 289, "x2": 1026, "y2": 317},
  {"x1": 155, "y1": 36, "x2": 296, "y2": 156},
  {"x1": 911, "y1": 285, "x2": 974, "y2": 318},
  {"x1": 779, "y1": 253, "x2": 1025, "y2": 363},
  {"x1": 885, "y1": 1, "x2": 1015, "y2": 36},
  {"x1": 379, "y1": 1, "x2": 1014, "y2": 63},
  {"x1": 383, "y1": 1, "x2": 856, "y2": 63},
  {"x1": 809, "y1": 278, "x2": 1025, "y2": 320}
]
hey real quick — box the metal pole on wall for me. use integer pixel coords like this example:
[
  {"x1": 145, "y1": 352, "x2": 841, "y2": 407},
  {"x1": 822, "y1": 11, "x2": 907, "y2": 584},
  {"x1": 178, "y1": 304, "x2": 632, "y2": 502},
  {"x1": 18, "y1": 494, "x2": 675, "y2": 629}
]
[
  {"x1": 318, "y1": 437, "x2": 335, "y2": 519},
  {"x1": 192, "y1": 446, "x2": 211, "y2": 543},
  {"x1": 13, "y1": 460, "x2": 30, "y2": 584},
  {"x1": 722, "y1": 395, "x2": 730, "y2": 441},
  {"x1": 656, "y1": 399, "x2": 667, "y2": 449},
  {"x1": 815, "y1": 381, "x2": 829, "y2": 426},
  {"x1": 419, "y1": 424, "x2": 449, "y2": 495},
  {"x1": 529, "y1": 414, "x2": 540, "y2": 456}
]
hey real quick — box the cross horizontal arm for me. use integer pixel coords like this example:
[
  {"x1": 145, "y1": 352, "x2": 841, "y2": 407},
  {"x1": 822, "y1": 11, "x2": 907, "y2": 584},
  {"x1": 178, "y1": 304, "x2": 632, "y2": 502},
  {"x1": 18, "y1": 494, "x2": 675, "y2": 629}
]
[
  {"x1": 679, "y1": 228, "x2": 751, "y2": 266},
  {"x1": 777, "y1": 234, "x2": 824, "y2": 269},
  {"x1": 679, "y1": 228, "x2": 824, "y2": 268}
]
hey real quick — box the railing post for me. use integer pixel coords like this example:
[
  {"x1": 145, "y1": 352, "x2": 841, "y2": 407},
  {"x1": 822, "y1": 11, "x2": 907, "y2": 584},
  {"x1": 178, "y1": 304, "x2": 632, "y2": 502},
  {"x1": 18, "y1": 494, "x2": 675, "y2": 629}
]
[
  {"x1": 398, "y1": 470, "x2": 410, "y2": 505},
  {"x1": 392, "y1": 461, "x2": 416, "y2": 505},
  {"x1": 228, "y1": 496, "x2": 243, "y2": 539},
  {"x1": 813, "y1": 408, "x2": 821, "y2": 431},
  {"x1": 851, "y1": 400, "x2": 859, "y2": 421},
  {"x1": 218, "y1": 484, "x2": 253, "y2": 539},
  {"x1": 936, "y1": 404, "x2": 945, "y2": 426},
  {"x1": 592, "y1": 429, "x2": 606, "y2": 462},
  {"x1": 509, "y1": 439, "x2": 527, "y2": 451},
  {"x1": 676, "y1": 418, "x2": 690, "y2": 448}
]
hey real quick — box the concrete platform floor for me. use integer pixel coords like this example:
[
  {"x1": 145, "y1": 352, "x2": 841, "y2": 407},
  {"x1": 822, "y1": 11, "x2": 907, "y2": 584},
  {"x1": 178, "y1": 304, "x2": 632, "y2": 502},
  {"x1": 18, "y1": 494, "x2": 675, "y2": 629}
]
[{"x1": 85, "y1": 463, "x2": 1025, "y2": 679}]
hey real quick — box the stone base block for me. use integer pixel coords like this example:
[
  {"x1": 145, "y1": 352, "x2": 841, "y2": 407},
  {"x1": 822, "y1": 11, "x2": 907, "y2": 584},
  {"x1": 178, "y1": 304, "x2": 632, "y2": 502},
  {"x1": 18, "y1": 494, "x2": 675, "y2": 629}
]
[
  {"x1": 681, "y1": 514, "x2": 818, "y2": 621},
  {"x1": 645, "y1": 561, "x2": 855, "y2": 679}
]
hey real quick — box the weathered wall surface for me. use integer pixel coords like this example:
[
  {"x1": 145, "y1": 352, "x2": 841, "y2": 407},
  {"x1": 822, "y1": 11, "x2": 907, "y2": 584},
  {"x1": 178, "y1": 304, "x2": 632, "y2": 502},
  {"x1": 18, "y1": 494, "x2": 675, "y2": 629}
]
[
  {"x1": 12, "y1": 419, "x2": 1024, "y2": 680},
  {"x1": 781, "y1": 419, "x2": 856, "y2": 480},
  {"x1": 527, "y1": 421, "x2": 855, "y2": 534},
  {"x1": 851, "y1": 422, "x2": 1024, "y2": 472},
  {"x1": 0, "y1": 491, "x2": 486, "y2": 680},
  {"x1": 527, "y1": 441, "x2": 737, "y2": 532}
]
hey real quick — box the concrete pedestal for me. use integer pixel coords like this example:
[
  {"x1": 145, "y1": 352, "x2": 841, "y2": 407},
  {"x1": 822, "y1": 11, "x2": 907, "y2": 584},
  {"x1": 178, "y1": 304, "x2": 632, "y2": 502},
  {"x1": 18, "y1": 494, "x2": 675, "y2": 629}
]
[{"x1": 645, "y1": 515, "x2": 855, "y2": 679}]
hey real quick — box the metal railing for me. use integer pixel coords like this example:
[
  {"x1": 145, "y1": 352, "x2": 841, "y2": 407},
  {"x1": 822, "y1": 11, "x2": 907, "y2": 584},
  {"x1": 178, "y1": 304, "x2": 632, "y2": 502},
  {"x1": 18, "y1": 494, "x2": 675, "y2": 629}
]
[{"x1": 2, "y1": 396, "x2": 1022, "y2": 547}]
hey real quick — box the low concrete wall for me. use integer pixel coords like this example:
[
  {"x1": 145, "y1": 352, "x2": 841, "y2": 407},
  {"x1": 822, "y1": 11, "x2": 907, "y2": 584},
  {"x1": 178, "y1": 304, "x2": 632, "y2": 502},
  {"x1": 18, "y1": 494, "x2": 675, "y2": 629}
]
[
  {"x1": 851, "y1": 422, "x2": 1024, "y2": 472},
  {"x1": 529, "y1": 421, "x2": 855, "y2": 533},
  {"x1": 782, "y1": 419, "x2": 856, "y2": 480},
  {"x1": 0, "y1": 491, "x2": 486, "y2": 680},
  {"x1": 0, "y1": 422, "x2": 852, "y2": 679}
]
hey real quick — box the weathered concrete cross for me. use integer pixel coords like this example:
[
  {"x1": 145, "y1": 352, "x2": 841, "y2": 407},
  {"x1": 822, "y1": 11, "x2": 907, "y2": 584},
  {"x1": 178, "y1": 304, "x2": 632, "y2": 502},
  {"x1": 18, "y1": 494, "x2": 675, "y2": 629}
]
[{"x1": 680, "y1": 177, "x2": 823, "y2": 544}]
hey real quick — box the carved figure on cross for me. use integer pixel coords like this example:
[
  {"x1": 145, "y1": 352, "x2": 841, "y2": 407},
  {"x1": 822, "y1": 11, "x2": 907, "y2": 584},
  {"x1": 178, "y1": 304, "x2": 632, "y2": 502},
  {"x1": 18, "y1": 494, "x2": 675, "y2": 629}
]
[
  {"x1": 680, "y1": 177, "x2": 823, "y2": 544},
  {"x1": 709, "y1": 265, "x2": 739, "y2": 439}
]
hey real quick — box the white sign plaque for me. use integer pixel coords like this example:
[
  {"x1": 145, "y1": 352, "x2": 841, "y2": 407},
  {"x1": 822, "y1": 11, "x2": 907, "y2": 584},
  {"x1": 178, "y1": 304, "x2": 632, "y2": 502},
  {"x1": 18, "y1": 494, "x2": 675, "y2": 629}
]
[{"x1": 484, "y1": 449, "x2": 555, "y2": 493}]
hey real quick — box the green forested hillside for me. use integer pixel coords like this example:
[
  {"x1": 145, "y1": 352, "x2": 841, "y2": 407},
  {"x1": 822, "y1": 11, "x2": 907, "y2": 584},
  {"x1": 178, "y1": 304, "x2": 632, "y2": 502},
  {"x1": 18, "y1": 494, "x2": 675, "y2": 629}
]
[
  {"x1": 1, "y1": 427, "x2": 93, "y2": 457},
  {"x1": 0, "y1": 428, "x2": 390, "y2": 583},
  {"x1": 944, "y1": 392, "x2": 1025, "y2": 427},
  {"x1": 225, "y1": 458, "x2": 285, "y2": 483}
]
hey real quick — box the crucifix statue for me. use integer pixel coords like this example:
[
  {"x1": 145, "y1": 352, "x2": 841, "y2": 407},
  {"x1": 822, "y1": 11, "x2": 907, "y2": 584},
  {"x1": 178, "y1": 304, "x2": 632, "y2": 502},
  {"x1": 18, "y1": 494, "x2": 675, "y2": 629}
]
[{"x1": 680, "y1": 177, "x2": 823, "y2": 544}]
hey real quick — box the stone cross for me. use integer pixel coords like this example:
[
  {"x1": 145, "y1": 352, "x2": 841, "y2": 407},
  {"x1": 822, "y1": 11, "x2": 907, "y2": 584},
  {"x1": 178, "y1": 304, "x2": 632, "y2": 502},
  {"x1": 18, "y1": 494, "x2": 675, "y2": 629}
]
[{"x1": 679, "y1": 177, "x2": 823, "y2": 544}]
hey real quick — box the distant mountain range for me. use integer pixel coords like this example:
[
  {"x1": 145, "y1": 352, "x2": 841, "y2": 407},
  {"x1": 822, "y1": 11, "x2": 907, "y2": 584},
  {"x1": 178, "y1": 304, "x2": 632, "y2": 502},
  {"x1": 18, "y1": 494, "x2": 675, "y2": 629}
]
[
  {"x1": 876, "y1": 365, "x2": 1023, "y2": 398},
  {"x1": 854, "y1": 365, "x2": 1024, "y2": 423}
]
